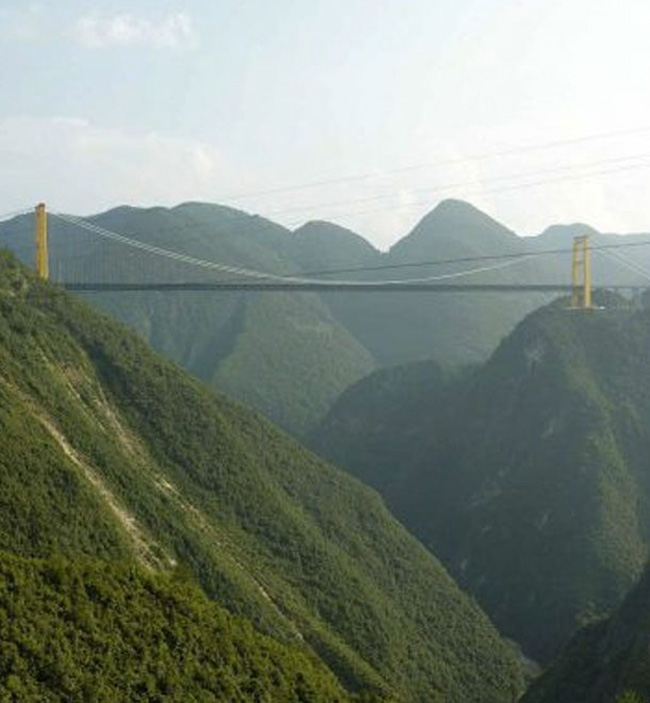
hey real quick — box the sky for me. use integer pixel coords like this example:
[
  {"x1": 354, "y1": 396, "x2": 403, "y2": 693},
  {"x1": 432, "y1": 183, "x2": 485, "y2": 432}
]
[{"x1": 2, "y1": 0, "x2": 650, "y2": 248}]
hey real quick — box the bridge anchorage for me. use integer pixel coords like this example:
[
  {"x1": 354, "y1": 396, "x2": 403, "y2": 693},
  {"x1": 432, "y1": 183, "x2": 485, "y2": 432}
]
[{"x1": 29, "y1": 203, "x2": 605, "y2": 309}]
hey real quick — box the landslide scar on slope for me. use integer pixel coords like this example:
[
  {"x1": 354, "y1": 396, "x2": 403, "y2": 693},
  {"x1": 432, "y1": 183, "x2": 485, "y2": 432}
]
[{"x1": 0, "y1": 374, "x2": 169, "y2": 569}]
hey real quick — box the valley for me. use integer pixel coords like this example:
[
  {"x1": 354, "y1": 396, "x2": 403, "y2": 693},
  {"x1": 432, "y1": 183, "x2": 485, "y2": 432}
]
[
  {"x1": 312, "y1": 292, "x2": 650, "y2": 666},
  {"x1": 2, "y1": 198, "x2": 650, "y2": 701}
]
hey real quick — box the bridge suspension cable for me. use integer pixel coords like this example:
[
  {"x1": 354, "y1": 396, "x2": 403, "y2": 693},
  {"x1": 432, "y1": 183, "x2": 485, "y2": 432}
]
[
  {"x1": 283, "y1": 236, "x2": 650, "y2": 279},
  {"x1": 0, "y1": 207, "x2": 31, "y2": 223},
  {"x1": 49, "y1": 211, "x2": 538, "y2": 287},
  {"x1": 595, "y1": 248, "x2": 650, "y2": 283},
  {"x1": 8, "y1": 205, "x2": 650, "y2": 295},
  {"x1": 9, "y1": 203, "x2": 650, "y2": 282}
]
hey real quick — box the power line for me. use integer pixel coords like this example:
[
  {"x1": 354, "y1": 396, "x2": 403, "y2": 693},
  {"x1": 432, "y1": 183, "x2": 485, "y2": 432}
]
[
  {"x1": 6, "y1": 133, "x2": 650, "y2": 248},
  {"x1": 263, "y1": 152, "x2": 650, "y2": 219},
  {"x1": 222, "y1": 125, "x2": 650, "y2": 202},
  {"x1": 283, "y1": 159, "x2": 650, "y2": 227}
]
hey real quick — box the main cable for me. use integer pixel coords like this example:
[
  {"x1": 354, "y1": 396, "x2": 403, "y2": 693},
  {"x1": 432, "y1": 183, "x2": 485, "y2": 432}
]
[
  {"x1": 48, "y1": 209, "x2": 650, "y2": 281},
  {"x1": 39, "y1": 209, "x2": 650, "y2": 286},
  {"x1": 0, "y1": 207, "x2": 32, "y2": 224},
  {"x1": 50, "y1": 211, "x2": 537, "y2": 286},
  {"x1": 595, "y1": 249, "x2": 650, "y2": 283}
]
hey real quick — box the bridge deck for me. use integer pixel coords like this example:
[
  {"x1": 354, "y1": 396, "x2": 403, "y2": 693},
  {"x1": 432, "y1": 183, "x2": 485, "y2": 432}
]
[{"x1": 60, "y1": 282, "x2": 647, "y2": 293}]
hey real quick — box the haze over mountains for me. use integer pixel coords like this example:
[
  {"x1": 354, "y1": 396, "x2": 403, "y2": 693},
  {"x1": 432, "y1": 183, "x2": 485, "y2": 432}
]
[{"x1": 2, "y1": 198, "x2": 649, "y2": 437}]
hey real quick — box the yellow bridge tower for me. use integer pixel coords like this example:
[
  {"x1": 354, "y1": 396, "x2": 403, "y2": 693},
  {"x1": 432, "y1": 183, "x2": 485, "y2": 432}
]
[
  {"x1": 34, "y1": 203, "x2": 49, "y2": 280},
  {"x1": 570, "y1": 235, "x2": 592, "y2": 309}
]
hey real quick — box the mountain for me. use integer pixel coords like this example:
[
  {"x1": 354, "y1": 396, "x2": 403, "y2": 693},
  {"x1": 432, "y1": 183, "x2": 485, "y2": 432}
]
[
  {"x1": 291, "y1": 220, "x2": 379, "y2": 271},
  {"x1": 312, "y1": 293, "x2": 650, "y2": 663},
  {"x1": 0, "y1": 250, "x2": 524, "y2": 703},
  {"x1": 523, "y1": 564, "x2": 650, "y2": 703},
  {"x1": 389, "y1": 198, "x2": 522, "y2": 259},
  {"x1": 0, "y1": 200, "x2": 556, "y2": 434},
  {"x1": 311, "y1": 200, "x2": 553, "y2": 367},
  {"x1": 308, "y1": 360, "x2": 462, "y2": 529}
]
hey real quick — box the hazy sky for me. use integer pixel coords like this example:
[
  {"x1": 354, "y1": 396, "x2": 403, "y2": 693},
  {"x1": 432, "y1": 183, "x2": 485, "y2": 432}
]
[{"x1": 2, "y1": 0, "x2": 650, "y2": 248}]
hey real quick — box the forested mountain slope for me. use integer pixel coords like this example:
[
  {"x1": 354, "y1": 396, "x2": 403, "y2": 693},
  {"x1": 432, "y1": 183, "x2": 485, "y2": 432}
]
[
  {"x1": 523, "y1": 564, "x2": 650, "y2": 703},
  {"x1": 0, "y1": 552, "x2": 359, "y2": 703},
  {"x1": 0, "y1": 251, "x2": 524, "y2": 703},
  {"x1": 313, "y1": 294, "x2": 650, "y2": 663}
]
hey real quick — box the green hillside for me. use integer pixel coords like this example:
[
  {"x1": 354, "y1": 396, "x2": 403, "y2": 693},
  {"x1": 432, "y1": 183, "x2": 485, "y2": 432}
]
[
  {"x1": 523, "y1": 565, "x2": 650, "y2": 703},
  {"x1": 211, "y1": 291, "x2": 375, "y2": 435},
  {"x1": 0, "y1": 552, "x2": 360, "y2": 703},
  {"x1": 0, "y1": 250, "x2": 524, "y2": 703},
  {"x1": 309, "y1": 360, "x2": 465, "y2": 532},
  {"x1": 313, "y1": 293, "x2": 650, "y2": 664},
  {"x1": 291, "y1": 220, "x2": 379, "y2": 272}
]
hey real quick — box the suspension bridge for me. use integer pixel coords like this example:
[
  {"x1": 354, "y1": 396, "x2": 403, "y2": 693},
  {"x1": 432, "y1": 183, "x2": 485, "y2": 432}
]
[{"x1": 5, "y1": 203, "x2": 650, "y2": 309}]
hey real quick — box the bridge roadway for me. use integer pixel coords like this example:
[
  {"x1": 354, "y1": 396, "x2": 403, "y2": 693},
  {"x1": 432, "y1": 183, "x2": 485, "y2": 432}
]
[{"x1": 60, "y1": 282, "x2": 648, "y2": 293}]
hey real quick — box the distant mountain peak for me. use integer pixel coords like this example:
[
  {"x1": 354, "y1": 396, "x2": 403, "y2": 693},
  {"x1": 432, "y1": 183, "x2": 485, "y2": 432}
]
[
  {"x1": 390, "y1": 199, "x2": 520, "y2": 258},
  {"x1": 431, "y1": 198, "x2": 492, "y2": 215},
  {"x1": 295, "y1": 219, "x2": 364, "y2": 237},
  {"x1": 172, "y1": 200, "x2": 255, "y2": 219},
  {"x1": 423, "y1": 198, "x2": 517, "y2": 232}
]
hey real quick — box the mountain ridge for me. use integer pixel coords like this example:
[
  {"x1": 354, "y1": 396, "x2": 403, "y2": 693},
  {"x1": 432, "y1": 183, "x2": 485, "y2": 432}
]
[{"x1": 389, "y1": 199, "x2": 521, "y2": 260}]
